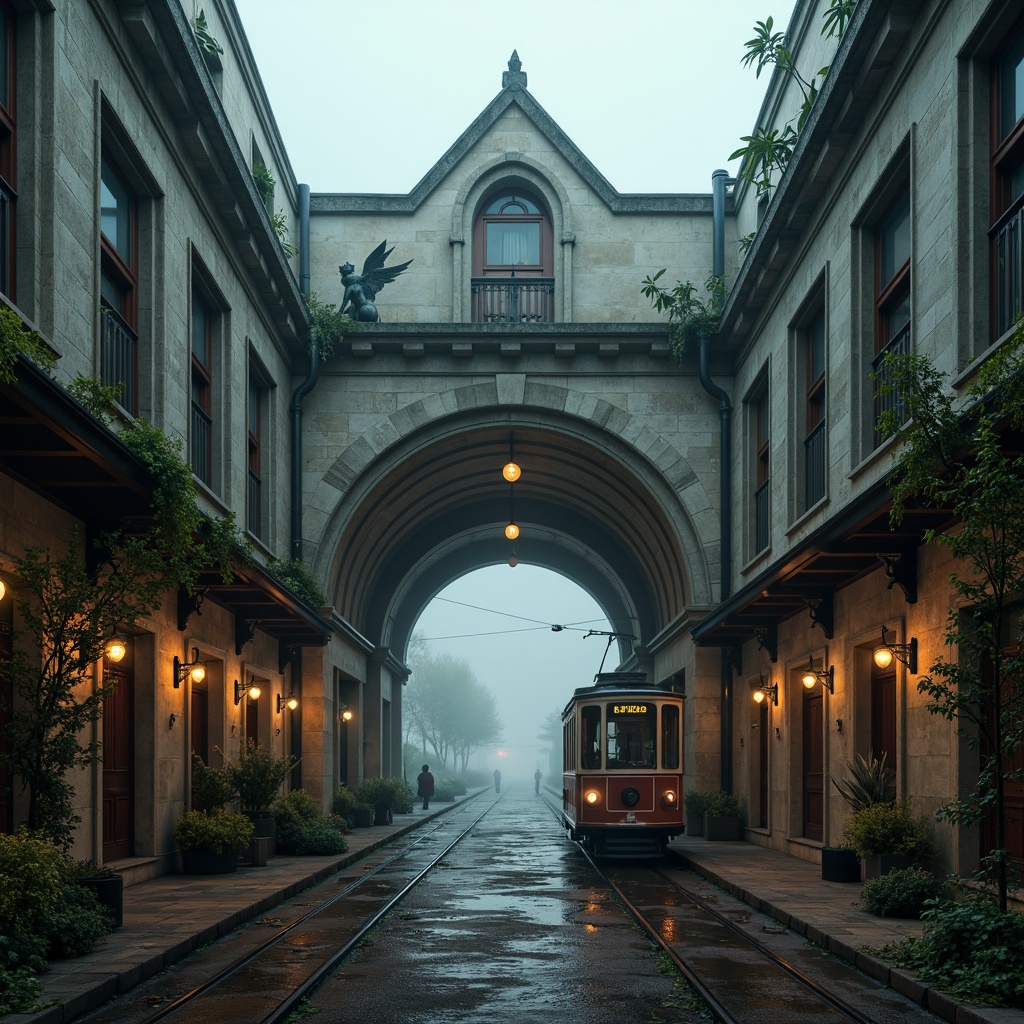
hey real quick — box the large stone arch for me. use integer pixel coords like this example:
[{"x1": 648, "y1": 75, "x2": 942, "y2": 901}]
[
  {"x1": 449, "y1": 154, "x2": 574, "y2": 322},
  {"x1": 306, "y1": 376, "x2": 717, "y2": 665}
]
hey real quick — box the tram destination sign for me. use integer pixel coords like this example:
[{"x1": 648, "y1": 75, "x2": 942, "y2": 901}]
[{"x1": 612, "y1": 703, "x2": 649, "y2": 714}]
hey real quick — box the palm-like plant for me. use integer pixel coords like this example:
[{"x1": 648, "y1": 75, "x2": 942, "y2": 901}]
[{"x1": 829, "y1": 751, "x2": 895, "y2": 811}]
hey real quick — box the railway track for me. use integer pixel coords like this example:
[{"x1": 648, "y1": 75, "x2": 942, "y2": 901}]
[
  {"x1": 103, "y1": 791, "x2": 501, "y2": 1024},
  {"x1": 583, "y1": 853, "x2": 942, "y2": 1024}
]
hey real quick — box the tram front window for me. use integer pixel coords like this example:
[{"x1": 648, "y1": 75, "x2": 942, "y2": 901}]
[
  {"x1": 606, "y1": 701, "x2": 656, "y2": 768},
  {"x1": 581, "y1": 705, "x2": 602, "y2": 769}
]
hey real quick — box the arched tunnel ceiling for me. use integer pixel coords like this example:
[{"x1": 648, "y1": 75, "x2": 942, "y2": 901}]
[{"x1": 327, "y1": 425, "x2": 695, "y2": 661}]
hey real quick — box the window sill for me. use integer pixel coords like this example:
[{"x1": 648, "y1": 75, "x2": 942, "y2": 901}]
[
  {"x1": 785, "y1": 495, "x2": 829, "y2": 538},
  {"x1": 740, "y1": 545, "x2": 772, "y2": 577}
]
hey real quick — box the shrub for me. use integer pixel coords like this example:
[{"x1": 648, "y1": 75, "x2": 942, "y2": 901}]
[
  {"x1": 191, "y1": 753, "x2": 236, "y2": 811},
  {"x1": 0, "y1": 831, "x2": 64, "y2": 934},
  {"x1": 222, "y1": 740, "x2": 297, "y2": 810},
  {"x1": 705, "y1": 791, "x2": 741, "y2": 817},
  {"x1": 174, "y1": 810, "x2": 254, "y2": 854},
  {"x1": 829, "y1": 751, "x2": 896, "y2": 810},
  {"x1": 332, "y1": 785, "x2": 360, "y2": 819},
  {"x1": 355, "y1": 776, "x2": 414, "y2": 814},
  {"x1": 0, "y1": 932, "x2": 46, "y2": 1016},
  {"x1": 434, "y1": 778, "x2": 458, "y2": 802},
  {"x1": 273, "y1": 787, "x2": 322, "y2": 827},
  {"x1": 842, "y1": 801, "x2": 932, "y2": 860},
  {"x1": 861, "y1": 867, "x2": 944, "y2": 918},
  {"x1": 276, "y1": 819, "x2": 348, "y2": 856},
  {"x1": 684, "y1": 789, "x2": 715, "y2": 820},
  {"x1": 39, "y1": 881, "x2": 112, "y2": 958}
]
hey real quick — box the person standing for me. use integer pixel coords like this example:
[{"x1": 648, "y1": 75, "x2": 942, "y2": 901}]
[
  {"x1": 493, "y1": 768, "x2": 501, "y2": 793},
  {"x1": 534, "y1": 769, "x2": 541, "y2": 795},
  {"x1": 417, "y1": 764, "x2": 434, "y2": 810}
]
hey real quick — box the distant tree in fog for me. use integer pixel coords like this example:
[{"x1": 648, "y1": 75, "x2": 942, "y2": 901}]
[
  {"x1": 537, "y1": 711, "x2": 562, "y2": 782},
  {"x1": 406, "y1": 648, "x2": 502, "y2": 772}
]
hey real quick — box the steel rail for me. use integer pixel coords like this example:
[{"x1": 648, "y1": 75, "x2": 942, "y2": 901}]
[{"x1": 136, "y1": 788, "x2": 496, "y2": 1024}]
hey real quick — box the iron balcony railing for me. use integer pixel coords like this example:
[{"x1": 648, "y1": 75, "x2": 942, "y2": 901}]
[
  {"x1": 804, "y1": 420, "x2": 826, "y2": 510},
  {"x1": 100, "y1": 305, "x2": 137, "y2": 415},
  {"x1": 872, "y1": 322, "x2": 912, "y2": 446},
  {"x1": 754, "y1": 478, "x2": 770, "y2": 554},
  {"x1": 992, "y1": 196, "x2": 1024, "y2": 339},
  {"x1": 190, "y1": 401, "x2": 211, "y2": 485},
  {"x1": 247, "y1": 468, "x2": 262, "y2": 538},
  {"x1": 471, "y1": 277, "x2": 554, "y2": 323}
]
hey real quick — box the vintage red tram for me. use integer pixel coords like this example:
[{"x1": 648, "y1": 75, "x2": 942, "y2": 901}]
[{"x1": 561, "y1": 671, "x2": 685, "y2": 858}]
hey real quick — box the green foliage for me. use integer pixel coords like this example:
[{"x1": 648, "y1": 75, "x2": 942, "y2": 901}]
[
  {"x1": 191, "y1": 7, "x2": 223, "y2": 55},
  {"x1": 0, "y1": 831, "x2": 65, "y2": 934},
  {"x1": 684, "y1": 789, "x2": 716, "y2": 819},
  {"x1": 641, "y1": 272, "x2": 725, "y2": 360},
  {"x1": 875, "y1": 325, "x2": 1024, "y2": 911},
  {"x1": 0, "y1": 305, "x2": 56, "y2": 383},
  {"x1": 273, "y1": 787, "x2": 322, "y2": 827},
  {"x1": 878, "y1": 891, "x2": 1024, "y2": 1007},
  {"x1": 222, "y1": 739, "x2": 297, "y2": 810},
  {"x1": 0, "y1": 932, "x2": 46, "y2": 1016},
  {"x1": 307, "y1": 293, "x2": 356, "y2": 363},
  {"x1": 842, "y1": 801, "x2": 932, "y2": 860},
  {"x1": 0, "y1": 534, "x2": 170, "y2": 847},
  {"x1": 202, "y1": 511, "x2": 252, "y2": 583},
  {"x1": 65, "y1": 375, "x2": 124, "y2": 425},
  {"x1": 829, "y1": 751, "x2": 895, "y2": 811},
  {"x1": 274, "y1": 788, "x2": 348, "y2": 854},
  {"x1": 331, "y1": 785, "x2": 360, "y2": 819},
  {"x1": 434, "y1": 776, "x2": 468, "y2": 802},
  {"x1": 39, "y1": 880, "x2": 112, "y2": 958},
  {"x1": 269, "y1": 211, "x2": 297, "y2": 257},
  {"x1": 265, "y1": 557, "x2": 326, "y2": 608},
  {"x1": 354, "y1": 776, "x2": 414, "y2": 814},
  {"x1": 191, "y1": 753, "x2": 236, "y2": 811},
  {"x1": 174, "y1": 809, "x2": 254, "y2": 853},
  {"x1": 860, "y1": 867, "x2": 944, "y2": 918},
  {"x1": 705, "y1": 791, "x2": 741, "y2": 817},
  {"x1": 252, "y1": 160, "x2": 274, "y2": 209}
]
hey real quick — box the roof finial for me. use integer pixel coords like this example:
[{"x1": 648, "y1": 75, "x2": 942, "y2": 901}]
[{"x1": 502, "y1": 50, "x2": 527, "y2": 90}]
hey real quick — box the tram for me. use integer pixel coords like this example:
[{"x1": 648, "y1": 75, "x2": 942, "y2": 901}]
[{"x1": 560, "y1": 671, "x2": 685, "y2": 858}]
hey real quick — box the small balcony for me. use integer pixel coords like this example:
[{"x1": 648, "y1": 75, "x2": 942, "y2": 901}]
[
  {"x1": 992, "y1": 197, "x2": 1024, "y2": 339},
  {"x1": 100, "y1": 306, "x2": 137, "y2": 415},
  {"x1": 804, "y1": 420, "x2": 826, "y2": 510},
  {"x1": 471, "y1": 277, "x2": 554, "y2": 323},
  {"x1": 872, "y1": 322, "x2": 912, "y2": 446},
  {"x1": 190, "y1": 401, "x2": 211, "y2": 485},
  {"x1": 247, "y1": 468, "x2": 262, "y2": 538},
  {"x1": 754, "y1": 478, "x2": 770, "y2": 554}
]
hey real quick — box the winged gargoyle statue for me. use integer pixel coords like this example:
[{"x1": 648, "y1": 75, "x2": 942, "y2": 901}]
[{"x1": 338, "y1": 241, "x2": 413, "y2": 322}]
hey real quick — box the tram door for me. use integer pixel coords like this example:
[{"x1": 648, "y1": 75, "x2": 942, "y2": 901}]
[
  {"x1": 102, "y1": 651, "x2": 135, "y2": 860},
  {"x1": 802, "y1": 687, "x2": 824, "y2": 842}
]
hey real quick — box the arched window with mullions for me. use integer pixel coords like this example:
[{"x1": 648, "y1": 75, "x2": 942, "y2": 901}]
[{"x1": 472, "y1": 191, "x2": 554, "y2": 322}]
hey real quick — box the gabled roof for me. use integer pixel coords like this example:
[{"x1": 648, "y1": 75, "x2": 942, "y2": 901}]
[{"x1": 311, "y1": 52, "x2": 714, "y2": 216}]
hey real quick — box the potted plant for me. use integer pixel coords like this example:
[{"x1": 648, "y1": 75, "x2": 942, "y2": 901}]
[
  {"x1": 222, "y1": 740, "x2": 297, "y2": 852},
  {"x1": 175, "y1": 809, "x2": 254, "y2": 874},
  {"x1": 703, "y1": 791, "x2": 743, "y2": 841},
  {"x1": 842, "y1": 800, "x2": 932, "y2": 878},
  {"x1": 822, "y1": 751, "x2": 896, "y2": 881},
  {"x1": 354, "y1": 776, "x2": 414, "y2": 825},
  {"x1": 683, "y1": 789, "x2": 714, "y2": 836},
  {"x1": 71, "y1": 859, "x2": 123, "y2": 928},
  {"x1": 820, "y1": 844, "x2": 861, "y2": 883}
]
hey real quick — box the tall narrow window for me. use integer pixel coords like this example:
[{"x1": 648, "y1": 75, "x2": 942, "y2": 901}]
[
  {"x1": 0, "y1": 1, "x2": 16, "y2": 299},
  {"x1": 190, "y1": 285, "x2": 212, "y2": 484},
  {"x1": 991, "y1": 25, "x2": 1024, "y2": 338},
  {"x1": 754, "y1": 390, "x2": 770, "y2": 554},
  {"x1": 247, "y1": 377, "x2": 263, "y2": 538},
  {"x1": 872, "y1": 191, "x2": 911, "y2": 444},
  {"x1": 100, "y1": 157, "x2": 138, "y2": 414},
  {"x1": 804, "y1": 310, "x2": 826, "y2": 510},
  {"x1": 471, "y1": 190, "x2": 554, "y2": 322}
]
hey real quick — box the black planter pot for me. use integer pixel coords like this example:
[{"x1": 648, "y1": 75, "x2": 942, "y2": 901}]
[
  {"x1": 351, "y1": 806, "x2": 374, "y2": 828},
  {"x1": 863, "y1": 853, "x2": 916, "y2": 879},
  {"x1": 821, "y1": 848, "x2": 861, "y2": 883},
  {"x1": 180, "y1": 849, "x2": 241, "y2": 874},
  {"x1": 79, "y1": 875, "x2": 123, "y2": 928},
  {"x1": 373, "y1": 804, "x2": 393, "y2": 826},
  {"x1": 703, "y1": 814, "x2": 743, "y2": 841},
  {"x1": 242, "y1": 809, "x2": 276, "y2": 856}
]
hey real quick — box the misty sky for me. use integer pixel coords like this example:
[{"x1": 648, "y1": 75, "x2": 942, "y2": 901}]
[{"x1": 232, "y1": 0, "x2": 797, "y2": 780}]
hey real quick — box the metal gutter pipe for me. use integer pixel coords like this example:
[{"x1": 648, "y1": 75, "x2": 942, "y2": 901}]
[
  {"x1": 290, "y1": 183, "x2": 317, "y2": 560},
  {"x1": 701, "y1": 168, "x2": 734, "y2": 793}
]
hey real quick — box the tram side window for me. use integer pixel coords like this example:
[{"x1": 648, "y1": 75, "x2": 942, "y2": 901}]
[
  {"x1": 605, "y1": 702, "x2": 656, "y2": 768},
  {"x1": 661, "y1": 705, "x2": 680, "y2": 769},
  {"x1": 581, "y1": 706, "x2": 601, "y2": 769}
]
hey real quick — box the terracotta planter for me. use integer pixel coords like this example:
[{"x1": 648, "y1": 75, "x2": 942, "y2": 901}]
[
  {"x1": 180, "y1": 849, "x2": 241, "y2": 874},
  {"x1": 821, "y1": 848, "x2": 861, "y2": 883}
]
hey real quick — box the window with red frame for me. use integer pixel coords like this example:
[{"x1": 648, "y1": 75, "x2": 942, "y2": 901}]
[
  {"x1": 247, "y1": 377, "x2": 263, "y2": 538},
  {"x1": 804, "y1": 309, "x2": 826, "y2": 511},
  {"x1": 0, "y1": 1, "x2": 15, "y2": 299},
  {"x1": 754, "y1": 389, "x2": 770, "y2": 553},
  {"x1": 991, "y1": 25, "x2": 1024, "y2": 338},
  {"x1": 190, "y1": 285, "x2": 213, "y2": 485}
]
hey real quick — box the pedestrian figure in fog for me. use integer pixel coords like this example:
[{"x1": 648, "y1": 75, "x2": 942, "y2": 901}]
[
  {"x1": 493, "y1": 769, "x2": 501, "y2": 793},
  {"x1": 417, "y1": 764, "x2": 434, "y2": 810},
  {"x1": 534, "y1": 769, "x2": 542, "y2": 795}
]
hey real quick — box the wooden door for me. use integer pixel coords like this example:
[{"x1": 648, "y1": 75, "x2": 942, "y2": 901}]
[
  {"x1": 758, "y1": 700, "x2": 769, "y2": 829},
  {"x1": 802, "y1": 688, "x2": 824, "y2": 842},
  {"x1": 871, "y1": 664, "x2": 897, "y2": 767},
  {"x1": 190, "y1": 684, "x2": 209, "y2": 810},
  {"x1": 102, "y1": 653, "x2": 134, "y2": 860}
]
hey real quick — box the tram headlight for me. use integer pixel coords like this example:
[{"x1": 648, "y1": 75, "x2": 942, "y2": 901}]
[
  {"x1": 584, "y1": 789, "x2": 601, "y2": 806},
  {"x1": 662, "y1": 790, "x2": 677, "y2": 808}
]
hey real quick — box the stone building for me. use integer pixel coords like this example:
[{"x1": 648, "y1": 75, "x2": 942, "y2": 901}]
[{"x1": 0, "y1": 0, "x2": 1021, "y2": 885}]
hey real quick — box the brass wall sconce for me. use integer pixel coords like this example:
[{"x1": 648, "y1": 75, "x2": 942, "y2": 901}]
[
  {"x1": 873, "y1": 625, "x2": 917, "y2": 672},
  {"x1": 105, "y1": 633, "x2": 128, "y2": 663},
  {"x1": 234, "y1": 677, "x2": 261, "y2": 705},
  {"x1": 801, "y1": 655, "x2": 834, "y2": 694},
  {"x1": 174, "y1": 647, "x2": 206, "y2": 689},
  {"x1": 277, "y1": 693, "x2": 299, "y2": 713},
  {"x1": 752, "y1": 677, "x2": 778, "y2": 706},
  {"x1": 340, "y1": 704, "x2": 353, "y2": 723},
  {"x1": 0, "y1": 576, "x2": 6, "y2": 601}
]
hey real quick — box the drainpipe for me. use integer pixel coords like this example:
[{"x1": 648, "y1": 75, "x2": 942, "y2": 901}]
[
  {"x1": 700, "y1": 168, "x2": 734, "y2": 794},
  {"x1": 290, "y1": 184, "x2": 316, "y2": 561}
]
